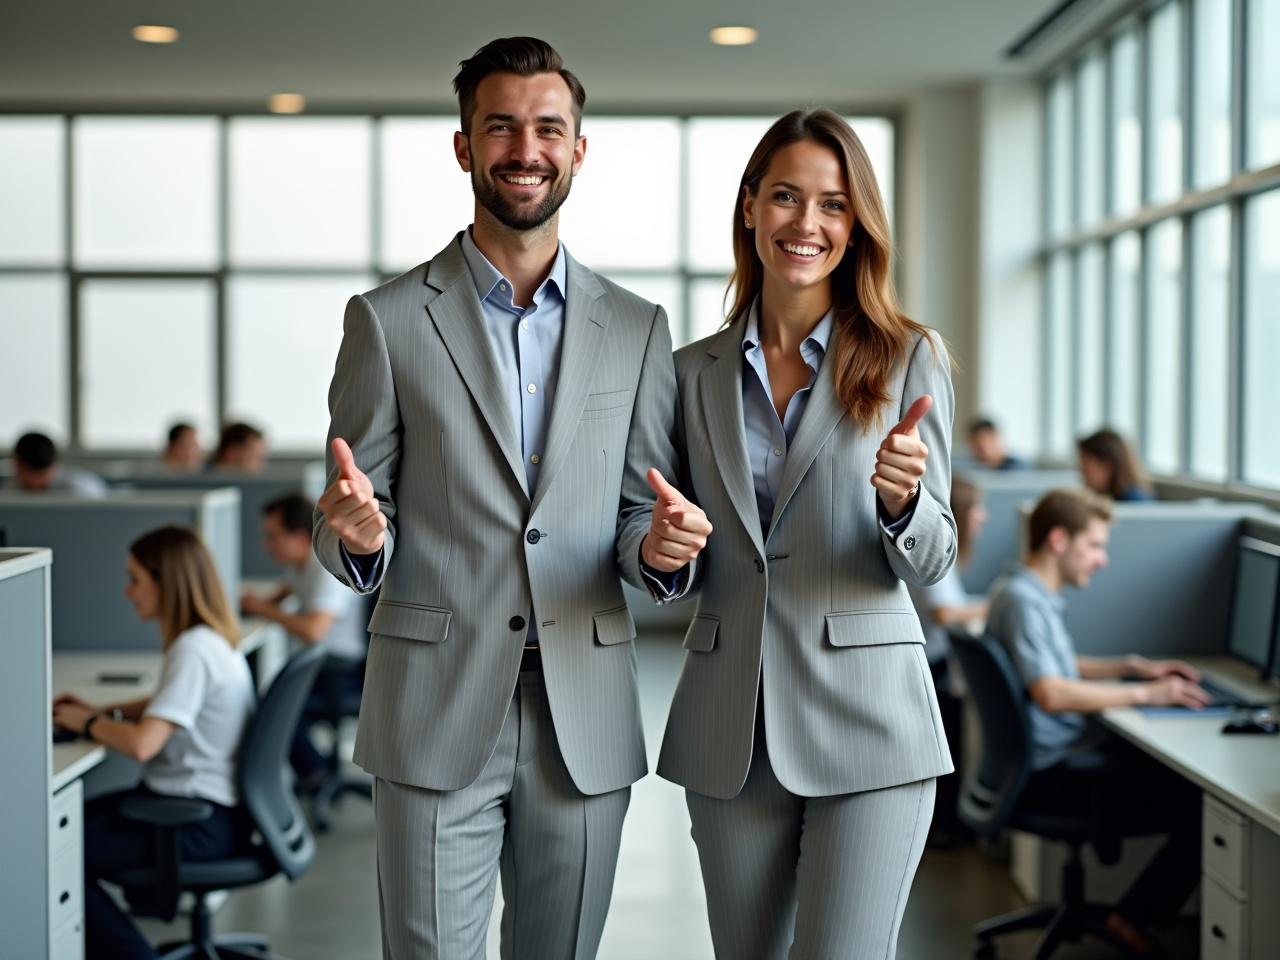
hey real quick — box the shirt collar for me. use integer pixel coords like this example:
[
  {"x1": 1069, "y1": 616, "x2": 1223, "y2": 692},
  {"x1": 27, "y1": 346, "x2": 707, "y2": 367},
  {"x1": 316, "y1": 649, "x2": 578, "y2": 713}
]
[
  {"x1": 1013, "y1": 564, "x2": 1068, "y2": 613},
  {"x1": 460, "y1": 227, "x2": 567, "y2": 309},
  {"x1": 741, "y1": 297, "x2": 835, "y2": 368}
]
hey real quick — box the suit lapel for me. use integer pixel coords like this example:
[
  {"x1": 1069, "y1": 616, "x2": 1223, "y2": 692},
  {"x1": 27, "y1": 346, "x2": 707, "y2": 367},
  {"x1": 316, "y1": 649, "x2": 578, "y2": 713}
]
[
  {"x1": 423, "y1": 237, "x2": 529, "y2": 499},
  {"x1": 529, "y1": 254, "x2": 607, "y2": 516},
  {"x1": 765, "y1": 349, "x2": 848, "y2": 542},
  {"x1": 699, "y1": 326, "x2": 766, "y2": 559}
]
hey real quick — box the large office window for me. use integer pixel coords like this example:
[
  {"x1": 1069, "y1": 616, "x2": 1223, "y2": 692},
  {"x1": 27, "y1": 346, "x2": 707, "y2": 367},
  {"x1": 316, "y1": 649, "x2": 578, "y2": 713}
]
[
  {"x1": 1044, "y1": 0, "x2": 1280, "y2": 493},
  {"x1": 0, "y1": 112, "x2": 895, "y2": 453},
  {"x1": 1046, "y1": 252, "x2": 1074, "y2": 455}
]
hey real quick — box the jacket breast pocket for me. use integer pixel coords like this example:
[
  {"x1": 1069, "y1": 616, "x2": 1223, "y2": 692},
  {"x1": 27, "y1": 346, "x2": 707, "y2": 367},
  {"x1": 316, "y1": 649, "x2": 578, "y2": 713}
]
[
  {"x1": 825, "y1": 610, "x2": 924, "y2": 648},
  {"x1": 580, "y1": 388, "x2": 633, "y2": 421},
  {"x1": 593, "y1": 603, "x2": 636, "y2": 646},
  {"x1": 682, "y1": 614, "x2": 719, "y2": 652},
  {"x1": 368, "y1": 600, "x2": 452, "y2": 643}
]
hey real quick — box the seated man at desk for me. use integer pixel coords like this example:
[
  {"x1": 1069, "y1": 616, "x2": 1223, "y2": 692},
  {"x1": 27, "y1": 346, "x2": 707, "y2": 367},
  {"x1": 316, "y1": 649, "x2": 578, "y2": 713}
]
[
  {"x1": 240, "y1": 493, "x2": 366, "y2": 792},
  {"x1": 9, "y1": 431, "x2": 107, "y2": 495},
  {"x1": 208, "y1": 421, "x2": 267, "y2": 473},
  {"x1": 51, "y1": 525, "x2": 255, "y2": 960},
  {"x1": 987, "y1": 487, "x2": 1210, "y2": 953},
  {"x1": 160, "y1": 421, "x2": 203, "y2": 473}
]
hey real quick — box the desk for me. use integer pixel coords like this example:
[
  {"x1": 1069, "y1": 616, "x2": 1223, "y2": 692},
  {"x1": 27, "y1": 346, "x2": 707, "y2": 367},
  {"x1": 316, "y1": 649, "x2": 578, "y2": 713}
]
[{"x1": 1100, "y1": 657, "x2": 1280, "y2": 959}]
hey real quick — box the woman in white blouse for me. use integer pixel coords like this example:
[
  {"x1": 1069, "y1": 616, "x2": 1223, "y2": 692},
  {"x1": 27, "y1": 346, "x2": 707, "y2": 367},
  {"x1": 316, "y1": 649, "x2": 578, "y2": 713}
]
[{"x1": 52, "y1": 525, "x2": 256, "y2": 960}]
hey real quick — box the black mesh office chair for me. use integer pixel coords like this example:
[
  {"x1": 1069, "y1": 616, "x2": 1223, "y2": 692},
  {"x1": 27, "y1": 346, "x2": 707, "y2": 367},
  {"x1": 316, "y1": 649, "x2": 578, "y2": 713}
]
[
  {"x1": 307, "y1": 658, "x2": 372, "y2": 833},
  {"x1": 949, "y1": 629, "x2": 1133, "y2": 960},
  {"x1": 109, "y1": 643, "x2": 326, "y2": 960}
]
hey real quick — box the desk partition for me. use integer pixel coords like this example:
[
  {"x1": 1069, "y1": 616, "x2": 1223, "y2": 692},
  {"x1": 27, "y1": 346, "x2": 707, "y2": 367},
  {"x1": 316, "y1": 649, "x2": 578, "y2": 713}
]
[
  {"x1": 961, "y1": 470, "x2": 1079, "y2": 595},
  {"x1": 111, "y1": 462, "x2": 325, "y2": 578},
  {"x1": 0, "y1": 489, "x2": 239, "y2": 650}
]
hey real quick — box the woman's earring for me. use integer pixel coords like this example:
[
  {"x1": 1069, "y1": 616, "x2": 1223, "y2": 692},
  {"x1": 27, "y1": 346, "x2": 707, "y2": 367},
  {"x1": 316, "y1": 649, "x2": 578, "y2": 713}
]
[{"x1": 744, "y1": 220, "x2": 753, "y2": 229}]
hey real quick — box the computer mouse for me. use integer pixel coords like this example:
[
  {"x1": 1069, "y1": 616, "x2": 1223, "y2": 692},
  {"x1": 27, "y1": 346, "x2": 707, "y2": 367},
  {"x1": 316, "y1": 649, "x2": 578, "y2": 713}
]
[{"x1": 1222, "y1": 711, "x2": 1279, "y2": 735}]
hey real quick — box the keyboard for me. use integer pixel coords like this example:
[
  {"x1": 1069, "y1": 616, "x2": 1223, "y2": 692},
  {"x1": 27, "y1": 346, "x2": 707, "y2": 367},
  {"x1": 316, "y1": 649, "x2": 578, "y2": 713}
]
[{"x1": 1198, "y1": 676, "x2": 1253, "y2": 708}]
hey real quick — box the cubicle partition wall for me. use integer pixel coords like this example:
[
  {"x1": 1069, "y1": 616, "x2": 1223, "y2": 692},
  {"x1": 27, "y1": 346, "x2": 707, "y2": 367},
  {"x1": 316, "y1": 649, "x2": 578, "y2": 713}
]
[
  {"x1": 961, "y1": 470, "x2": 1078, "y2": 595},
  {"x1": 1042, "y1": 502, "x2": 1264, "y2": 658},
  {"x1": 0, "y1": 489, "x2": 240, "y2": 650},
  {"x1": 0, "y1": 548, "x2": 58, "y2": 958},
  {"x1": 111, "y1": 462, "x2": 325, "y2": 577}
]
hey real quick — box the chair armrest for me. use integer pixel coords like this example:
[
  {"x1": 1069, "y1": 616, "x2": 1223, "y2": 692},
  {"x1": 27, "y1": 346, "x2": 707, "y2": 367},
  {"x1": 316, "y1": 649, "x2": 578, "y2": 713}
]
[{"x1": 120, "y1": 796, "x2": 215, "y2": 827}]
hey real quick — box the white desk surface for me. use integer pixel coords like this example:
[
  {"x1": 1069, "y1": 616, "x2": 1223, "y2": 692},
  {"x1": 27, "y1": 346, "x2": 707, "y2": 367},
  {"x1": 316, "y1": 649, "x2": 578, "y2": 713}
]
[
  {"x1": 1101, "y1": 656, "x2": 1280, "y2": 837},
  {"x1": 50, "y1": 617, "x2": 278, "y2": 790}
]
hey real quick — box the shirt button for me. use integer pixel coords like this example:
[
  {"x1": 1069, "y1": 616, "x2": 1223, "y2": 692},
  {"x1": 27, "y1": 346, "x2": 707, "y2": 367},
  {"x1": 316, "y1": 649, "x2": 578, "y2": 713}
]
[
  {"x1": 772, "y1": 447, "x2": 783, "y2": 457},
  {"x1": 521, "y1": 320, "x2": 529, "y2": 330},
  {"x1": 527, "y1": 383, "x2": 537, "y2": 395},
  {"x1": 509, "y1": 615, "x2": 526, "y2": 631},
  {"x1": 499, "y1": 282, "x2": 508, "y2": 293},
  {"x1": 530, "y1": 454, "x2": 540, "y2": 464}
]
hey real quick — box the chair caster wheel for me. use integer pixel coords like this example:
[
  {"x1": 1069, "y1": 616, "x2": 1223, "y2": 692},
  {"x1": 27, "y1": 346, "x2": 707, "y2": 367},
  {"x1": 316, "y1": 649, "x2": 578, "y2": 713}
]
[{"x1": 973, "y1": 941, "x2": 996, "y2": 960}]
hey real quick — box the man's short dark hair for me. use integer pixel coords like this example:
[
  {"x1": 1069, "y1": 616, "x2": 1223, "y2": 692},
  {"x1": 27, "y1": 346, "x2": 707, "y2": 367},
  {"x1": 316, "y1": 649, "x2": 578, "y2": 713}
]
[
  {"x1": 263, "y1": 492, "x2": 314, "y2": 535},
  {"x1": 14, "y1": 432, "x2": 56, "y2": 471},
  {"x1": 453, "y1": 37, "x2": 586, "y2": 135},
  {"x1": 968, "y1": 416, "x2": 998, "y2": 435},
  {"x1": 1028, "y1": 488, "x2": 1113, "y2": 553},
  {"x1": 167, "y1": 422, "x2": 195, "y2": 446},
  {"x1": 216, "y1": 421, "x2": 264, "y2": 458}
]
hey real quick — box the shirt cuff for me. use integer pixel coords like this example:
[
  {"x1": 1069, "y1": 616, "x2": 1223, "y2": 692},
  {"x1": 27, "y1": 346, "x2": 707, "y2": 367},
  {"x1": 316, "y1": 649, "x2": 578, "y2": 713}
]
[
  {"x1": 340, "y1": 542, "x2": 383, "y2": 590},
  {"x1": 877, "y1": 486, "x2": 919, "y2": 539},
  {"x1": 639, "y1": 550, "x2": 688, "y2": 601}
]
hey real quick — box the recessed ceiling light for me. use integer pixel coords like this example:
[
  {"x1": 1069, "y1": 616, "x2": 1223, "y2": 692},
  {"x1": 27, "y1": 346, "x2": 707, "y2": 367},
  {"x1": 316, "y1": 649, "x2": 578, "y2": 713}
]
[
  {"x1": 709, "y1": 26, "x2": 758, "y2": 46},
  {"x1": 268, "y1": 93, "x2": 307, "y2": 114},
  {"x1": 132, "y1": 25, "x2": 179, "y2": 44}
]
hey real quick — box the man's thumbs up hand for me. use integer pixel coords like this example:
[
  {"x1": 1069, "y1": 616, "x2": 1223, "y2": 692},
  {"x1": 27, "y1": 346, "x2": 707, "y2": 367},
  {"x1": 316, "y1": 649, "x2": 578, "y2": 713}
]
[{"x1": 318, "y1": 437, "x2": 387, "y2": 555}]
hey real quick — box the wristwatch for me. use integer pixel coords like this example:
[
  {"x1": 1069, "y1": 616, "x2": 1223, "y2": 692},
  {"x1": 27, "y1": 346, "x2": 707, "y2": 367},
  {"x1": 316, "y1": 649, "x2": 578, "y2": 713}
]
[{"x1": 84, "y1": 708, "x2": 123, "y2": 740}]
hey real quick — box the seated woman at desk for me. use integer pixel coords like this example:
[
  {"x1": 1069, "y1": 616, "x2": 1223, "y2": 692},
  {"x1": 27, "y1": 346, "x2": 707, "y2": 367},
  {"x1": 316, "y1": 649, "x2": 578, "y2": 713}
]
[
  {"x1": 52, "y1": 525, "x2": 255, "y2": 960},
  {"x1": 1078, "y1": 427, "x2": 1153, "y2": 502}
]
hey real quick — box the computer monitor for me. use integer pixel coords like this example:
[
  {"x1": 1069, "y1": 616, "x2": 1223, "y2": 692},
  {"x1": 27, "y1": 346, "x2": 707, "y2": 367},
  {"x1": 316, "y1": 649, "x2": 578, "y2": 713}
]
[{"x1": 1226, "y1": 537, "x2": 1280, "y2": 674}]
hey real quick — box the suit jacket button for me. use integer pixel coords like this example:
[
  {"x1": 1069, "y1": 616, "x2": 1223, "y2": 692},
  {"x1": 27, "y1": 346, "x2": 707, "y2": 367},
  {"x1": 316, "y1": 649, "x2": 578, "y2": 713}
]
[
  {"x1": 509, "y1": 615, "x2": 526, "y2": 631},
  {"x1": 526, "y1": 529, "x2": 541, "y2": 544},
  {"x1": 753, "y1": 557, "x2": 764, "y2": 573},
  {"x1": 903, "y1": 535, "x2": 916, "y2": 551}
]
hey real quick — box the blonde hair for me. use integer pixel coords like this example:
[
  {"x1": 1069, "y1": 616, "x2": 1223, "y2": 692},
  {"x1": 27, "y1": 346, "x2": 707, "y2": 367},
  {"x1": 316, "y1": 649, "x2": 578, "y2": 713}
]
[
  {"x1": 726, "y1": 109, "x2": 936, "y2": 433},
  {"x1": 129, "y1": 526, "x2": 240, "y2": 649}
]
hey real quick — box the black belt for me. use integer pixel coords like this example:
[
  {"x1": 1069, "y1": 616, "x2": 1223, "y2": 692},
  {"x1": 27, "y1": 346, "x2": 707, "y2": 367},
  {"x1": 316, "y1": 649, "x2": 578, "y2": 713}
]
[{"x1": 520, "y1": 645, "x2": 542, "y2": 674}]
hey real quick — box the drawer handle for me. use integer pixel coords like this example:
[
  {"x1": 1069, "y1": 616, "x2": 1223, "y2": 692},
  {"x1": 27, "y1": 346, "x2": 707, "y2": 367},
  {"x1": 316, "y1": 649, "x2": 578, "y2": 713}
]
[
  {"x1": 1212, "y1": 924, "x2": 1226, "y2": 940},
  {"x1": 1213, "y1": 835, "x2": 1227, "y2": 848},
  {"x1": 59, "y1": 816, "x2": 69, "y2": 829},
  {"x1": 59, "y1": 891, "x2": 70, "y2": 905}
]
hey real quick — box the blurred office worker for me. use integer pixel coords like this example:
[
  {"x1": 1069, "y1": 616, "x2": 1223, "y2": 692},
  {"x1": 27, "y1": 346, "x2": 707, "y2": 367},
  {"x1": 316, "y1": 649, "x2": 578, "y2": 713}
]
[
  {"x1": 210, "y1": 421, "x2": 267, "y2": 473},
  {"x1": 987, "y1": 488, "x2": 1208, "y2": 952},
  {"x1": 1078, "y1": 427, "x2": 1154, "y2": 502},
  {"x1": 240, "y1": 492, "x2": 365, "y2": 789},
  {"x1": 313, "y1": 36, "x2": 696, "y2": 958},
  {"x1": 160, "y1": 421, "x2": 203, "y2": 472},
  {"x1": 967, "y1": 416, "x2": 1024, "y2": 470},
  {"x1": 51, "y1": 526, "x2": 255, "y2": 960},
  {"x1": 9, "y1": 430, "x2": 108, "y2": 495},
  {"x1": 654, "y1": 110, "x2": 955, "y2": 960}
]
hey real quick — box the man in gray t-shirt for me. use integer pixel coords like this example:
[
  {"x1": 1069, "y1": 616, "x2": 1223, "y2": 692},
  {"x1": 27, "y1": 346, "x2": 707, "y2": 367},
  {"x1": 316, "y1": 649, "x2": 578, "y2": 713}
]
[
  {"x1": 985, "y1": 488, "x2": 1208, "y2": 951},
  {"x1": 241, "y1": 492, "x2": 367, "y2": 787}
]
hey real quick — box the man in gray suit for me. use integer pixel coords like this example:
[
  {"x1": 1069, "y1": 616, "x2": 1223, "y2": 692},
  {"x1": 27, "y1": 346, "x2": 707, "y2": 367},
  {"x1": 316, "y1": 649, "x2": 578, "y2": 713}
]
[{"x1": 314, "y1": 37, "x2": 710, "y2": 960}]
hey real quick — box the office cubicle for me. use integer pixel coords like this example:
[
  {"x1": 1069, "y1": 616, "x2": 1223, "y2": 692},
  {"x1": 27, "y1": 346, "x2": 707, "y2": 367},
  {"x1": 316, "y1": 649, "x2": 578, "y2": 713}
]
[
  {"x1": 0, "y1": 549, "x2": 54, "y2": 958},
  {"x1": 961, "y1": 470, "x2": 1079, "y2": 595},
  {"x1": 0, "y1": 489, "x2": 240, "y2": 650},
  {"x1": 110, "y1": 461, "x2": 325, "y2": 577}
]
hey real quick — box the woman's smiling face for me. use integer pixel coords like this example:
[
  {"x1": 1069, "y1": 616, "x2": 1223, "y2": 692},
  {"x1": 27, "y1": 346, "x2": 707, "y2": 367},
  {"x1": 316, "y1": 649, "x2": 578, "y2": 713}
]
[{"x1": 743, "y1": 138, "x2": 855, "y2": 293}]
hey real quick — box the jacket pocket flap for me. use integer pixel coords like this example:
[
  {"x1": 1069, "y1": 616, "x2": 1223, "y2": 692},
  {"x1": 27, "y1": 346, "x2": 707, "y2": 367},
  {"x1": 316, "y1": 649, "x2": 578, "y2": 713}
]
[
  {"x1": 368, "y1": 601, "x2": 452, "y2": 643},
  {"x1": 582, "y1": 388, "x2": 632, "y2": 412},
  {"x1": 593, "y1": 604, "x2": 636, "y2": 646},
  {"x1": 825, "y1": 610, "x2": 923, "y2": 647},
  {"x1": 682, "y1": 614, "x2": 719, "y2": 652}
]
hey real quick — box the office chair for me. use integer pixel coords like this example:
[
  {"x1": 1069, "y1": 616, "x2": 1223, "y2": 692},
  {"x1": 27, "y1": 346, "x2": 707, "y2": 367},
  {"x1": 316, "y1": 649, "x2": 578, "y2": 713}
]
[
  {"x1": 949, "y1": 629, "x2": 1134, "y2": 960},
  {"x1": 108, "y1": 643, "x2": 326, "y2": 960},
  {"x1": 307, "y1": 658, "x2": 372, "y2": 833}
]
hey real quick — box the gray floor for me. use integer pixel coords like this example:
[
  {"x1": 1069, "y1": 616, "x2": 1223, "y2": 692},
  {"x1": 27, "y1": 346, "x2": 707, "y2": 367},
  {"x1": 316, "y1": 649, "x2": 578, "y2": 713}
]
[{"x1": 138, "y1": 633, "x2": 1197, "y2": 959}]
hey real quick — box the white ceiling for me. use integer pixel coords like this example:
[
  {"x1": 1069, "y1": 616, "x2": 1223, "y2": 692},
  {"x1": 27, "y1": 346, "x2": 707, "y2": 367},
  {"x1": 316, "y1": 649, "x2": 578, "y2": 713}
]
[{"x1": 0, "y1": 0, "x2": 1059, "y2": 111}]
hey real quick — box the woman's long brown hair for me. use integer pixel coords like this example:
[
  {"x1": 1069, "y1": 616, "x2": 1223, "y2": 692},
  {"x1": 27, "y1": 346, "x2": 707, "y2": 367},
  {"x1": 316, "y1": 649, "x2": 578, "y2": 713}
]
[
  {"x1": 129, "y1": 525, "x2": 240, "y2": 650},
  {"x1": 726, "y1": 109, "x2": 933, "y2": 433},
  {"x1": 1077, "y1": 428, "x2": 1150, "y2": 498}
]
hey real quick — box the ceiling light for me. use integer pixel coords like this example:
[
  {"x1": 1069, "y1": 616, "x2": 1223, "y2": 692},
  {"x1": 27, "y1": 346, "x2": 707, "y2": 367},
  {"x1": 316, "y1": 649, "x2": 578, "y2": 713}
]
[
  {"x1": 268, "y1": 93, "x2": 307, "y2": 114},
  {"x1": 709, "y1": 26, "x2": 758, "y2": 46},
  {"x1": 132, "y1": 25, "x2": 179, "y2": 44}
]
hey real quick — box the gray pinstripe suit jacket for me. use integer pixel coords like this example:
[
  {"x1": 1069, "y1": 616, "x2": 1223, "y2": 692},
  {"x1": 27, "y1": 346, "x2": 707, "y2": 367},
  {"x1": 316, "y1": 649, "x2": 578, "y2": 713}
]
[
  {"x1": 657, "y1": 323, "x2": 958, "y2": 800},
  {"x1": 314, "y1": 235, "x2": 677, "y2": 796}
]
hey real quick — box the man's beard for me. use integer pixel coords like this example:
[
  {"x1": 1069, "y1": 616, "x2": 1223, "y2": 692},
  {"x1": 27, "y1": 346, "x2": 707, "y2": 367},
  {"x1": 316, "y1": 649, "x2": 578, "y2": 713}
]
[{"x1": 473, "y1": 164, "x2": 572, "y2": 231}]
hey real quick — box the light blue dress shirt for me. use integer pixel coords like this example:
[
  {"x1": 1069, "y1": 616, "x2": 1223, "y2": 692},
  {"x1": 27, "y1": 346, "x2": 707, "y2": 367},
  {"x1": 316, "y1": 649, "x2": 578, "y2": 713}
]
[{"x1": 738, "y1": 298, "x2": 913, "y2": 535}]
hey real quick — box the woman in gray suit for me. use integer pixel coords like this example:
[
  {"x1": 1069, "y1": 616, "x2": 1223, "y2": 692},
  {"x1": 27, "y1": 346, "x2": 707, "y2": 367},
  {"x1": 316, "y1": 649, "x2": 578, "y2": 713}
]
[{"x1": 648, "y1": 109, "x2": 957, "y2": 959}]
